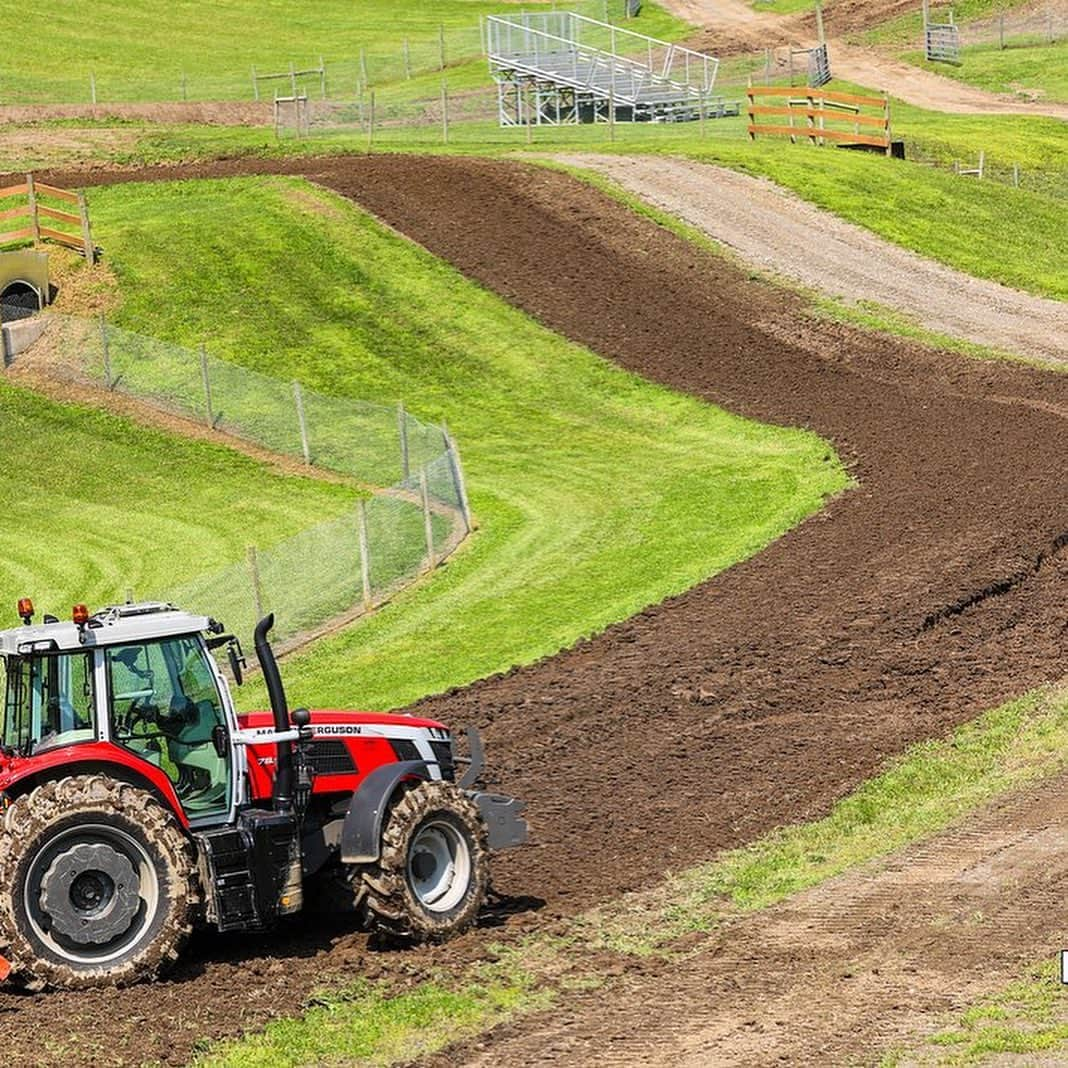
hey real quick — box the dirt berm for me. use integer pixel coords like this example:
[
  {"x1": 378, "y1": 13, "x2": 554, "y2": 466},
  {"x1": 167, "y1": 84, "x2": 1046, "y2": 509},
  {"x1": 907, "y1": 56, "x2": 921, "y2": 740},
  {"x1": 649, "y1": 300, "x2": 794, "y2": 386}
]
[{"x1": 0, "y1": 155, "x2": 1065, "y2": 1066}]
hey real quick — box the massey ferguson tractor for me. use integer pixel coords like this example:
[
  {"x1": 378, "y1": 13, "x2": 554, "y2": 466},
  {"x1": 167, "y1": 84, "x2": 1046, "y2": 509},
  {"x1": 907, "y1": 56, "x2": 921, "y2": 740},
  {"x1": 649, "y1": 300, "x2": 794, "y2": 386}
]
[{"x1": 0, "y1": 599, "x2": 527, "y2": 990}]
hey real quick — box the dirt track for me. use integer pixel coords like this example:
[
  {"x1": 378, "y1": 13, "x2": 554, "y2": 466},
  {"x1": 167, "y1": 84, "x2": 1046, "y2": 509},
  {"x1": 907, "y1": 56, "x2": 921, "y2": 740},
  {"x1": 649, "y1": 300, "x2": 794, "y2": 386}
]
[
  {"x1": 671, "y1": 0, "x2": 1068, "y2": 119},
  {"x1": 1, "y1": 155, "x2": 1067, "y2": 1065},
  {"x1": 449, "y1": 771, "x2": 1068, "y2": 1066},
  {"x1": 553, "y1": 153, "x2": 1068, "y2": 362}
]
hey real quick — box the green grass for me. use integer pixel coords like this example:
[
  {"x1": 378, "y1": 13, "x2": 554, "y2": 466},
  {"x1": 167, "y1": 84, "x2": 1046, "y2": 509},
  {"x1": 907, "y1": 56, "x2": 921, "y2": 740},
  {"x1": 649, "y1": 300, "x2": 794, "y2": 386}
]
[
  {"x1": 201, "y1": 978, "x2": 543, "y2": 1068},
  {"x1": 0, "y1": 85, "x2": 1038, "y2": 304},
  {"x1": 881, "y1": 960, "x2": 1068, "y2": 1065},
  {"x1": 0, "y1": 0, "x2": 690, "y2": 105},
  {"x1": 206, "y1": 682, "x2": 1068, "y2": 1065},
  {"x1": 864, "y1": 0, "x2": 1022, "y2": 46},
  {"x1": 0, "y1": 379, "x2": 353, "y2": 616},
  {"x1": 902, "y1": 40, "x2": 1068, "y2": 104},
  {"x1": 750, "y1": 0, "x2": 814, "y2": 15},
  {"x1": 84, "y1": 174, "x2": 844, "y2": 711}
]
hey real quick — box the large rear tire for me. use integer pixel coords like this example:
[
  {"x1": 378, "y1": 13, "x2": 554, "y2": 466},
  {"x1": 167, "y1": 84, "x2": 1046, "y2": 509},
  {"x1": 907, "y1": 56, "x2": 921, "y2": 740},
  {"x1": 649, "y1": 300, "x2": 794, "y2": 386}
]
[
  {"x1": 0, "y1": 775, "x2": 198, "y2": 990},
  {"x1": 360, "y1": 781, "x2": 488, "y2": 942}
]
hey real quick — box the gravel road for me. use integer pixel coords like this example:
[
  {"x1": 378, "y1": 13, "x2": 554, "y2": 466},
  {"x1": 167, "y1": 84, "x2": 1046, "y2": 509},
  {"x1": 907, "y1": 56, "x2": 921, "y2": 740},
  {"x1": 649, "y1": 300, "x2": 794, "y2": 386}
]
[{"x1": 554, "y1": 153, "x2": 1068, "y2": 363}]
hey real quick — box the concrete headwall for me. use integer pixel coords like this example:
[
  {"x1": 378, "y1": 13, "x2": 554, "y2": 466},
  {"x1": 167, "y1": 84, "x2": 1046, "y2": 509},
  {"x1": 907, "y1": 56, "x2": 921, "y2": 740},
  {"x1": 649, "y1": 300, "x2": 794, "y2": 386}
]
[{"x1": 1, "y1": 314, "x2": 49, "y2": 364}]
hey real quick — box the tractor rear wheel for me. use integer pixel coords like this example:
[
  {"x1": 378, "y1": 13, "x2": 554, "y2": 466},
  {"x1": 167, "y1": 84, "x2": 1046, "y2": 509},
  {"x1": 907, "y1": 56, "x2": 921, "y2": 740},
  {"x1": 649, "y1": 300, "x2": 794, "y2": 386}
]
[
  {"x1": 360, "y1": 781, "x2": 488, "y2": 942},
  {"x1": 0, "y1": 775, "x2": 198, "y2": 990}
]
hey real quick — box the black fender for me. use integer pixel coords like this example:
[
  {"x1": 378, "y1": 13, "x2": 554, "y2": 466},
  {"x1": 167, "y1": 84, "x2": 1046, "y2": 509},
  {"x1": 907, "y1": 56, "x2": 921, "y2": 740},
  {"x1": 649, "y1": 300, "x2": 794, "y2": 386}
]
[{"x1": 340, "y1": 760, "x2": 432, "y2": 864}]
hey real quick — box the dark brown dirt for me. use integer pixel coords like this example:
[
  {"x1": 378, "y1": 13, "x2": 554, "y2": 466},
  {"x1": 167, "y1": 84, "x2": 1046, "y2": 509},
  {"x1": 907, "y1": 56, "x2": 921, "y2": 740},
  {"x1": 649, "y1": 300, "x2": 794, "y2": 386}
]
[{"x1": 0, "y1": 155, "x2": 1066, "y2": 1066}]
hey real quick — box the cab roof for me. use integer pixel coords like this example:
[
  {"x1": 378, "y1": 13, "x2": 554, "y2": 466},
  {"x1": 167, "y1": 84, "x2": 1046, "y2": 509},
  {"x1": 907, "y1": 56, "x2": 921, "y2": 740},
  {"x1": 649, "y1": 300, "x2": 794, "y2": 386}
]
[{"x1": 0, "y1": 602, "x2": 217, "y2": 657}]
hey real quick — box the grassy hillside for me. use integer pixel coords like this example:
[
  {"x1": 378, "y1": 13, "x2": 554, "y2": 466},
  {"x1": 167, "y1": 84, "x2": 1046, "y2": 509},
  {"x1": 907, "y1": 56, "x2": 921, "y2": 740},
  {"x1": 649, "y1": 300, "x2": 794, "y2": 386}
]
[
  {"x1": 86, "y1": 175, "x2": 844, "y2": 710},
  {"x1": 1, "y1": 0, "x2": 689, "y2": 105},
  {"x1": 0, "y1": 380, "x2": 353, "y2": 617},
  {"x1": 902, "y1": 41, "x2": 1068, "y2": 104}
]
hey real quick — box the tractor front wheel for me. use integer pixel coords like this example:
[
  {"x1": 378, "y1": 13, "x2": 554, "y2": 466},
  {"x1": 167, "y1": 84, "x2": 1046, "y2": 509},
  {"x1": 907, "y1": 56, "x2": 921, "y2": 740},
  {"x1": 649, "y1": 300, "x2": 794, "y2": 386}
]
[
  {"x1": 360, "y1": 781, "x2": 488, "y2": 942},
  {"x1": 0, "y1": 775, "x2": 198, "y2": 990}
]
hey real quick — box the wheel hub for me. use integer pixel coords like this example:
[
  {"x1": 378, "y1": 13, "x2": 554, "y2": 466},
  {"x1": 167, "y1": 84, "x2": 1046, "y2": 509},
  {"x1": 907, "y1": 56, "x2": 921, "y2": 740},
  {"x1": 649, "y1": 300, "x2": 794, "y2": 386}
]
[
  {"x1": 40, "y1": 842, "x2": 141, "y2": 946},
  {"x1": 407, "y1": 821, "x2": 471, "y2": 913}
]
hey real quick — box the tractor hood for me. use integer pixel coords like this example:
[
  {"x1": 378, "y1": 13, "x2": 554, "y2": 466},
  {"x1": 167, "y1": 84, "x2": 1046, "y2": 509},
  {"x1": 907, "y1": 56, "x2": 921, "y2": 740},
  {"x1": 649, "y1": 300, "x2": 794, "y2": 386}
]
[{"x1": 237, "y1": 709, "x2": 450, "y2": 736}]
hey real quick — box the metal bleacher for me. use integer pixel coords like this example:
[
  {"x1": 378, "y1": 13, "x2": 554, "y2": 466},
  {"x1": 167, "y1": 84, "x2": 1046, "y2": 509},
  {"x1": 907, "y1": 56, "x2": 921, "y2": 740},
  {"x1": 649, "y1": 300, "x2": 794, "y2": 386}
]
[{"x1": 486, "y1": 12, "x2": 723, "y2": 125}]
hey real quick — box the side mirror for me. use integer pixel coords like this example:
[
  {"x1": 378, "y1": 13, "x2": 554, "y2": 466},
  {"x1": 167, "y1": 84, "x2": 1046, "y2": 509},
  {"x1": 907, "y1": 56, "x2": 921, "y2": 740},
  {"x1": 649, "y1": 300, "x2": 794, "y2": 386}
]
[{"x1": 228, "y1": 642, "x2": 245, "y2": 686}]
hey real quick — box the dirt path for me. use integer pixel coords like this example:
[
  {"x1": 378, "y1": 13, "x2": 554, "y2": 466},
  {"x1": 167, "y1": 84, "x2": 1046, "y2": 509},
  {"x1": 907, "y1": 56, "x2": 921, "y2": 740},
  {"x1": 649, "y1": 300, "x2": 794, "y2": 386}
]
[
  {"x1": 0, "y1": 101, "x2": 271, "y2": 125},
  {"x1": 0, "y1": 156, "x2": 1066, "y2": 1065},
  {"x1": 668, "y1": 0, "x2": 1068, "y2": 119},
  {"x1": 450, "y1": 773, "x2": 1068, "y2": 1066},
  {"x1": 831, "y1": 42, "x2": 1068, "y2": 119},
  {"x1": 552, "y1": 153, "x2": 1068, "y2": 363}
]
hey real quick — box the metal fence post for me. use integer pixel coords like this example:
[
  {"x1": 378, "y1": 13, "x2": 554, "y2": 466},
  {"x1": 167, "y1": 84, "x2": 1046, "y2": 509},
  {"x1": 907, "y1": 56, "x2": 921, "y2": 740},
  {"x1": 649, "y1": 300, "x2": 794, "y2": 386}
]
[
  {"x1": 442, "y1": 424, "x2": 472, "y2": 532},
  {"x1": 181, "y1": 71, "x2": 188, "y2": 101},
  {"x1": 357, "y1": 500, "x2": 373, "y2": 609},
  {"x1": 441, "y1": 78, "x2": 450, "y2": 144},
  {"x1": 397, "y1": 402, "x2": 411, "y2": 480},
  {"x1": 252, "y1": 66, "x2": 259, "y2": 100},
  {"x1": 99, "y1": 313, "x2": 114, "y2": 388},
  {"x1": 420, "y1": 468, "x2": 435, "y2": 570},
  {"x1": 319, "y1": 55, "x2": 326, "y2": 99},
  {"x1": 199, "y1": 343, "x2": 215, "y2": 427},
  {"x1": 360, "y1": 47, "x2": 368, "y2": 90},
  {"x1": 78, "y1": 192, "x2": 96, "y2": 265},
  {"x1": 293, "y1": 380, "x2": 311, "y2": 463},
  {"x1": 439, "y1": 23, "x2": 447, "y2": 70},
  {"x1": 247, "y1": 545, "x2": 265, "y2": 620},
  {"x1": 90, "y1": 71, "x2": 97, "y2": 104},
  {"x1": 367, "y1": 90, "x2": 376, "y2": 151}
]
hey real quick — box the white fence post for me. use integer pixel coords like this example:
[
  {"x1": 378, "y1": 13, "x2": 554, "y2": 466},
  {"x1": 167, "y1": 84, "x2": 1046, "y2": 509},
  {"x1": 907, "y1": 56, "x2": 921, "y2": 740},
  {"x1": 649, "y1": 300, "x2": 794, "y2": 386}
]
[
  {"x1": 199, "y1": 343, "x2": 214, "y2": 427},
  {"x1": 247, "y1": 545, "x2": 265, "y2": 620},
  {"x1": 99, "y1": 314, "x2": 114, "y2": 388},
  {"x1": 357, "y1": 500, "x2": 373, "y2": 609},
  {"x1": 398, "y1": 402, "x2": 411, "y2": 480},
  {"x1": 293, "y1": 380, "x2": 311, "y2": 464},
  {"x1": 420, "y1": 468, "x2": 435, "y2": 570}
]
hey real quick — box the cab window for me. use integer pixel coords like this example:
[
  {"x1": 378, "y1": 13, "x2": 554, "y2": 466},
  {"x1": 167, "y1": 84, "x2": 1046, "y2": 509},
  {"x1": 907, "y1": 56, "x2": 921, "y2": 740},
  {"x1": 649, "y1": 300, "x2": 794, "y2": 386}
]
[
  {"x1": 1, "y1": 653, "x2": 96, "y2": 755},
  {"x1": 106, "y1": 637, "x2": 231, "y2": 820}
]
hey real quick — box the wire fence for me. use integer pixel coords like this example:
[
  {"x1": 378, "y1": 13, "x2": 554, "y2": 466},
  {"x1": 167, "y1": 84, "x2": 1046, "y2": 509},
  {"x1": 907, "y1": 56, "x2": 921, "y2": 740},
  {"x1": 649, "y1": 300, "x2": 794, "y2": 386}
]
[
  {"x1": 956, "y1": 5, "x2": 1066, "y2": 50},
  {"x1": 0, "y1": 1, "x2": 644, "y2": 107},
  {"x1": 10, "y1": 313, "x2": 471, "y2": 651}
]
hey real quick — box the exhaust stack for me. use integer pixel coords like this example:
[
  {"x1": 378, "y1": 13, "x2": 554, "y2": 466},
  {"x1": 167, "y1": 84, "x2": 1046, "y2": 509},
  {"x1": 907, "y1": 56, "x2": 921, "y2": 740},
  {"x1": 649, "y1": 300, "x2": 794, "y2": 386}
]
[{"x1": 253, "y1": 613, "x2": 294, "y2": 813}]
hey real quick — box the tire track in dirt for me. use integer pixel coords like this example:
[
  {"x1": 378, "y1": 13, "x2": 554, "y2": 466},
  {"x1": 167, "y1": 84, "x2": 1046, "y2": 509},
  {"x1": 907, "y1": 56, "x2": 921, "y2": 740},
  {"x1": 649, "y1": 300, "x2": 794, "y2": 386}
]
[
  {"x1": 447, "y1": 772, "x2": 1068, "y2": 1066},
  {"x1": 0, "y1": 155, "x2": 1065, "y2": 1066},
  {"x1": 551, "y1": 153, "x2": 1068, "y2": 363}
]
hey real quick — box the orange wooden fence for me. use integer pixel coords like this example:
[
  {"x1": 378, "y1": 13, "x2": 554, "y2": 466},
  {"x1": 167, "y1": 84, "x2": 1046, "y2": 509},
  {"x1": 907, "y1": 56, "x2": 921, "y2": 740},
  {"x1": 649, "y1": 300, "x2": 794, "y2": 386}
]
[
  {"x1": 0, "y1": 175, "x2": 96, "y2": 263},
  {"x1": 746, "y1": 85, "x2": 892, "y2": 156}
]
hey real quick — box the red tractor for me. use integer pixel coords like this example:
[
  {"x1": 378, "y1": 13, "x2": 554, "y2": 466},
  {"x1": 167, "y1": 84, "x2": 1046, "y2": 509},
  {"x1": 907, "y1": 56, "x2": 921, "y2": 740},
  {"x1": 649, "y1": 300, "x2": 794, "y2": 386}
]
[{"x1": 0, "y1": 600, "x2": 526, "y2": 990}]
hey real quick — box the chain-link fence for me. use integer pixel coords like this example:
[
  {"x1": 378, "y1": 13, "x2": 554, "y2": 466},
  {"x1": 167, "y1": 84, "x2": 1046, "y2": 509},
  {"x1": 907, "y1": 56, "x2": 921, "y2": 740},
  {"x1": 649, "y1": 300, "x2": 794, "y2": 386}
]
[
  {"x1": 11, "y1": 313, "x2": 471, "y2": 651},
  {"x1": 956, "y1": 4, "x2": 1065, "y2": 50}
]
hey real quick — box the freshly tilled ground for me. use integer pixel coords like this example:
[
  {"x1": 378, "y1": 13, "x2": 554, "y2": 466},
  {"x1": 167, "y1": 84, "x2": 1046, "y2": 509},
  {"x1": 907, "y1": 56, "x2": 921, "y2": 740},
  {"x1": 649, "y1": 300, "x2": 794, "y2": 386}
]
[{"x1": 0, "y1": 155, "x2": 1065, "y2": 1066}]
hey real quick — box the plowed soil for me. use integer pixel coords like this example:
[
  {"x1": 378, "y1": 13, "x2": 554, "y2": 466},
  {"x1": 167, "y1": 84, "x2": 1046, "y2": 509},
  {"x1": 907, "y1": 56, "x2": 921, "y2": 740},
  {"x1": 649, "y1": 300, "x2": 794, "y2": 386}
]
[{"x1": 1, "y1": 156, "x2": 1066, "y2": 1067}]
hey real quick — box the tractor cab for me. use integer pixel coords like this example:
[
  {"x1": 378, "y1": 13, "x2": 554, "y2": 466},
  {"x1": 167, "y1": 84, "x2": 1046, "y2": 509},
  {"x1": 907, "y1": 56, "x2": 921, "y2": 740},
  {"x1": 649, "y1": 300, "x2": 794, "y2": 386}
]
[{"x1": 0, "y1": 601, "x2": 241, "y2": 826}]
